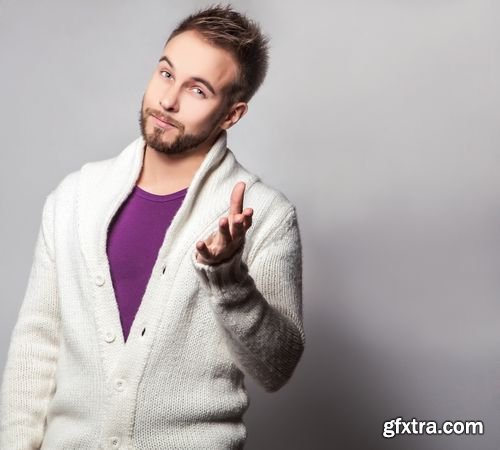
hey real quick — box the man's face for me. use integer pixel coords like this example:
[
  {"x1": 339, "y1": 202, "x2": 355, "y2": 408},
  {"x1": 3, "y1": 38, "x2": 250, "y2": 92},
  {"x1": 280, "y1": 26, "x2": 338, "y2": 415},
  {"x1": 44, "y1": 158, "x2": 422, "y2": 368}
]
[{"x1": 140, "y1": 30, "x2": 240, "y2": 155}]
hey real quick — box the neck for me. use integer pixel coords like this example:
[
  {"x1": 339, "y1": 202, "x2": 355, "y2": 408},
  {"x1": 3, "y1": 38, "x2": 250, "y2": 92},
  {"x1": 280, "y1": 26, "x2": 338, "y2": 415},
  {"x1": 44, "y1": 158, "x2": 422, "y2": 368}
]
[{"x1": 136, "y1": 132, "x2": 221, "y2": 195}]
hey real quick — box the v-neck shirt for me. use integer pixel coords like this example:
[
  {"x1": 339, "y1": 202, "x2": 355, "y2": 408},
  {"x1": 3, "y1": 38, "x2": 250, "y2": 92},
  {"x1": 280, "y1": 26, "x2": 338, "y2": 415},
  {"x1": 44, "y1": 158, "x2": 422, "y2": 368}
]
[{"x1": 106, "y1": 185, "x2": 188, "y2": 342}]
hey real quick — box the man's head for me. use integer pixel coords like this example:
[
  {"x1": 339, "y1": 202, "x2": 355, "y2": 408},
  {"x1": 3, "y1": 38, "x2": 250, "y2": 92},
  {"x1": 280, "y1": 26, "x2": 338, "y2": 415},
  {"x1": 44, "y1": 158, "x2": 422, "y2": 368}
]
[{"x1": 139, "y1": 4, "x2": 270, "y2": 156}]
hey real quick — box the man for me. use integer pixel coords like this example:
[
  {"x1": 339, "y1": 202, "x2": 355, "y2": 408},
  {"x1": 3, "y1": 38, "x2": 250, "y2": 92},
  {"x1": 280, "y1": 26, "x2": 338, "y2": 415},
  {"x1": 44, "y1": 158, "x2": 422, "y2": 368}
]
[{"x1": 0, "y1": 5, "x2": 304, "y2": 449}]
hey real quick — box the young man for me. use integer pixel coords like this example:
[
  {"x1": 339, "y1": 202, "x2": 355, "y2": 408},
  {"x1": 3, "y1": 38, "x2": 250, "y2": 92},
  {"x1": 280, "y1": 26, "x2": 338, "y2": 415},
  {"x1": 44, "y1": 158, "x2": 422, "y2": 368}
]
[{"x1": 0, "y1": 5, "x2": 304, "y2": 449}]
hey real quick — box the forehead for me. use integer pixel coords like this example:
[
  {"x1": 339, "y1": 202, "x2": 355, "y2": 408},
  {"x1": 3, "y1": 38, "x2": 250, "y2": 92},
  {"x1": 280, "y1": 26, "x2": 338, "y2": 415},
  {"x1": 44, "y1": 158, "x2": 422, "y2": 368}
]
[{"x1": 161, "y1": 30, "x2": 238, "y2": 91}]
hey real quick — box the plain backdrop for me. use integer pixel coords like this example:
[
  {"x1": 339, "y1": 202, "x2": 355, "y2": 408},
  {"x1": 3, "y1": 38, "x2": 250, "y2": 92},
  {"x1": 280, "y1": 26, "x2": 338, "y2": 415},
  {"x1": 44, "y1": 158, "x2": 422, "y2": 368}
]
[{"x1": 1, "y1": 0, "x2": 500, "y2": 449}]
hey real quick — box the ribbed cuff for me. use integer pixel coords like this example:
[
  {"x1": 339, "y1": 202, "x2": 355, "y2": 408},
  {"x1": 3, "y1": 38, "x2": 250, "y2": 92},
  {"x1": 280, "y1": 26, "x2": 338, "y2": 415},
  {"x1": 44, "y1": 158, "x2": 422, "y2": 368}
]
[{"x1": 191, "y1": 242, "x2": 249, "y2": 303}]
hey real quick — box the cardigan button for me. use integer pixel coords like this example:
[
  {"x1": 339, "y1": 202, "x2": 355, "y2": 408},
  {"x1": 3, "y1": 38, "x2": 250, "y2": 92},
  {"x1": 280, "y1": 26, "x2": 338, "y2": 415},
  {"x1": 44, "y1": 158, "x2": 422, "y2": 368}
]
[
  {"x1": 109, "y1": 436, "x2": 120, "y2": 448},
  {"x1": 104, "y1": 331, "x2": 116, "y2": 343},
  {"x1": 95, "y1": 274, "x2": 105, "y2": 286},
  {"x1": 114, "y1": 378, "x2": 125, "y2": 392}
]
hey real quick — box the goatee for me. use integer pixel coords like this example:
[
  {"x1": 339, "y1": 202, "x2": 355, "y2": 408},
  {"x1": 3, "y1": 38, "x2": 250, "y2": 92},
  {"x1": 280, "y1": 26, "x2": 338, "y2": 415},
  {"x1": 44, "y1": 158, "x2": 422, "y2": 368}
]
[{"x1": 139, "y1": 105, "x2": 225, "y2": 156}]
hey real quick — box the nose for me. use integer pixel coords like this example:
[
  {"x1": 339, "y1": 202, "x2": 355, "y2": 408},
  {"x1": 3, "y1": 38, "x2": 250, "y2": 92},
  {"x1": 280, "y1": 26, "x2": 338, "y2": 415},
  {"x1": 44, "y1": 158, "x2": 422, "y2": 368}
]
[{"x1": 159, "y1": 85, "x2": 180, "y2": 113}]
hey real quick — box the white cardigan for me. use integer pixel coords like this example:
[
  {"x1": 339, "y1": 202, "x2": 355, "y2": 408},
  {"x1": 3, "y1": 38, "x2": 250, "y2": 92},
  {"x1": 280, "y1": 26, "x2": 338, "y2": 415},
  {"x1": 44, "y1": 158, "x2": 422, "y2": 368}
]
[{"x1": 0, "y1": 130, "x2": 305, "y2": 450}]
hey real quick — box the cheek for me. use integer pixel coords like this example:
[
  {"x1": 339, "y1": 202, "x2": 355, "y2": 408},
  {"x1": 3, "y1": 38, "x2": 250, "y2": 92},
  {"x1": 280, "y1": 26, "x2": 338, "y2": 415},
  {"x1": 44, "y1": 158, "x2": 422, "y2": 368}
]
[
  {"x1": 143, "y1": 79, "x2": 161, "y2": 104},
  {"x1": 183, "y1": 100, "x2": 222, "y2": 127}
]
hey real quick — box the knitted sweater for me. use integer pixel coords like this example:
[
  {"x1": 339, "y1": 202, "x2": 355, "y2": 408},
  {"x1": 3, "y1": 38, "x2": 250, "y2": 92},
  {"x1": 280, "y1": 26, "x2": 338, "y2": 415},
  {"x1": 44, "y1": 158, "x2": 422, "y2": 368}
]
[{"x1": 0, "y1": 130, "x2": 305, "y2": 450}]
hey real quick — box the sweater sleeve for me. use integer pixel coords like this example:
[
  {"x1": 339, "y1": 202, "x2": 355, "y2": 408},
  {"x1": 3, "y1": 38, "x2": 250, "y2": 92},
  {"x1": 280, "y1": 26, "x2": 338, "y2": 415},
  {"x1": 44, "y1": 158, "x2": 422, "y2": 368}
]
[
  {"x1": 191, "y1": 205, "x2": 305, "y2": 392},
  {"x1": 0, "y1": 192, "x2": 61, "y2": 450}
]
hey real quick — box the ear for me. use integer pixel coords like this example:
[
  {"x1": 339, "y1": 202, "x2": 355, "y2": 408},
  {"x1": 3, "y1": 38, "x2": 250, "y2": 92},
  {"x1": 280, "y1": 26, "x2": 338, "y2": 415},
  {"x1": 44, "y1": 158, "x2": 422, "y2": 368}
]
[{"x1": 220, "y1": 102, "x2": 248, "y2": 130}]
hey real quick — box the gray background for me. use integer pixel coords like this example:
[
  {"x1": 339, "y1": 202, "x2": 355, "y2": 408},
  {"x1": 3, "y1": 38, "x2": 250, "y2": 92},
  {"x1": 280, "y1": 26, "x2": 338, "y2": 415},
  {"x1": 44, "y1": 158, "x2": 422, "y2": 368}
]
[{"x1": 1, "y1": 0, "x2": 499, "y2": 449}]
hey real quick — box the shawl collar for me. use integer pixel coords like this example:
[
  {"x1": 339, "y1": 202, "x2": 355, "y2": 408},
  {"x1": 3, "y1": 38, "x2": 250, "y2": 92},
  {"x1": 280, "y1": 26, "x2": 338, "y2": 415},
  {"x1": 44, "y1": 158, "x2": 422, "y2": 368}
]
[{"x1": 78, "y1": 130, "x2": 228, "y2": 269}]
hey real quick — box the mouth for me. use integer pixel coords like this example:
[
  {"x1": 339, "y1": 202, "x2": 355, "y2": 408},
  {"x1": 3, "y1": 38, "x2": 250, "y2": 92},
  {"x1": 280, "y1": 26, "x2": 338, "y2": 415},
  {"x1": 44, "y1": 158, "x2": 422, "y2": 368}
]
[{"x1": 150, "y1": 113, "x2": 177, "y2": 129}]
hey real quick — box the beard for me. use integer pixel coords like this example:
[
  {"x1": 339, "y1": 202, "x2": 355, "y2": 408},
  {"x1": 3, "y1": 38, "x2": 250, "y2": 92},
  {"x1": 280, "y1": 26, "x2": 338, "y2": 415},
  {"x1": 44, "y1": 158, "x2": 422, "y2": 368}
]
[{"x1": 139, "y1": 100, "x2": 226, "y2": 156}]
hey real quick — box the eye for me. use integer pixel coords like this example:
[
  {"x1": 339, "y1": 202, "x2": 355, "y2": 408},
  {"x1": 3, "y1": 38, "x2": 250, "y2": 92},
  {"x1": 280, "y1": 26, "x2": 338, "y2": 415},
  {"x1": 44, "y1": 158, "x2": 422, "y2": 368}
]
[
  {"x1": 159, "y1": 70, "x2": 173, "y2": 79},
  {"x1": 192, "y1": 87, "x2": 206, "y2": 98}
]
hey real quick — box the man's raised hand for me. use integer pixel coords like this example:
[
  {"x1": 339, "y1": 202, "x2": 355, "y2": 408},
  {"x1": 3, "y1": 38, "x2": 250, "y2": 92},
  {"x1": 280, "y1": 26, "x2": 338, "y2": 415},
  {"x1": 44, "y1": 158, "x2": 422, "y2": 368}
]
[{"x1": 195, "y1": 181, "x2": 253, "y2": 265}]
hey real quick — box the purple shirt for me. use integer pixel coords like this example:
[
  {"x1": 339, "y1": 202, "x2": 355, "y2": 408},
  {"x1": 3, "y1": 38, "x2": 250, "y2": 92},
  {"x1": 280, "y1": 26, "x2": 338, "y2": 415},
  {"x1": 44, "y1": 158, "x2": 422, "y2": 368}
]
[{"x1": 106, "y1": 185, "x2": 188, "y2": 342}]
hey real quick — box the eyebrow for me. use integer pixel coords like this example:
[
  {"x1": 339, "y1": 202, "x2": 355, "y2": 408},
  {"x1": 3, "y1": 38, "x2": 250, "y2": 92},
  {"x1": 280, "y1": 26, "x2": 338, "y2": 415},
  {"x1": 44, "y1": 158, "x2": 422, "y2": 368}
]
[{"x1": 158, "y1": 55, "x2": 216, "y2": 95}]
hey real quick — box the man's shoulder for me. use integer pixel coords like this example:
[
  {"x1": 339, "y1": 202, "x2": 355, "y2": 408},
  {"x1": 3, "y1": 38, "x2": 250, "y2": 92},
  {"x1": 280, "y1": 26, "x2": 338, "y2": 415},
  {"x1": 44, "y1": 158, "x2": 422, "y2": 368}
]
[
  {"x1": 49, "y1": 154, "x2": 116, "y2": 199},
  {"x1": 247, "y1": 178, "x2": 295, "y2": 217},
  {"x1": 50, "y1": 136, "x2": 141, "y2": 198},
  {"x1": 235, "y1": 170, "x2": 298, "y2": 241},
  {"x1": 229, "y1": 153, "x2": 295, "y2": 218}
]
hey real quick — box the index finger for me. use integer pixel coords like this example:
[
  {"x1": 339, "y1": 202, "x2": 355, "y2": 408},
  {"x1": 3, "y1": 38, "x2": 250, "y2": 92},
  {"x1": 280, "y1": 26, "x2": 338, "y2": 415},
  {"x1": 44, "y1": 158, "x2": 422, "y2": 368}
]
[{"x1": 230, "y1": 181, "x2": 246, "y2": 215}]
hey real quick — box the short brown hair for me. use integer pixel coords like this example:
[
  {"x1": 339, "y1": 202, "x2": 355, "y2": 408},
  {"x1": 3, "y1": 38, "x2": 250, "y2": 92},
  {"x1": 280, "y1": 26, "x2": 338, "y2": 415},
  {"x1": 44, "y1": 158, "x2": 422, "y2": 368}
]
[{"x1": 166, "y1": 4, "x2": 270, "y2": 105}]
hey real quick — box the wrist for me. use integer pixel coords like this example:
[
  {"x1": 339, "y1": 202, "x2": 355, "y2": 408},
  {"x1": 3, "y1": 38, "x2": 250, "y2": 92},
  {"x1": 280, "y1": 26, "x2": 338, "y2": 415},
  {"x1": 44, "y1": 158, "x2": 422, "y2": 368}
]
[{"x1": 192, "y1": 241, "x2": 248, "y2": 294}]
